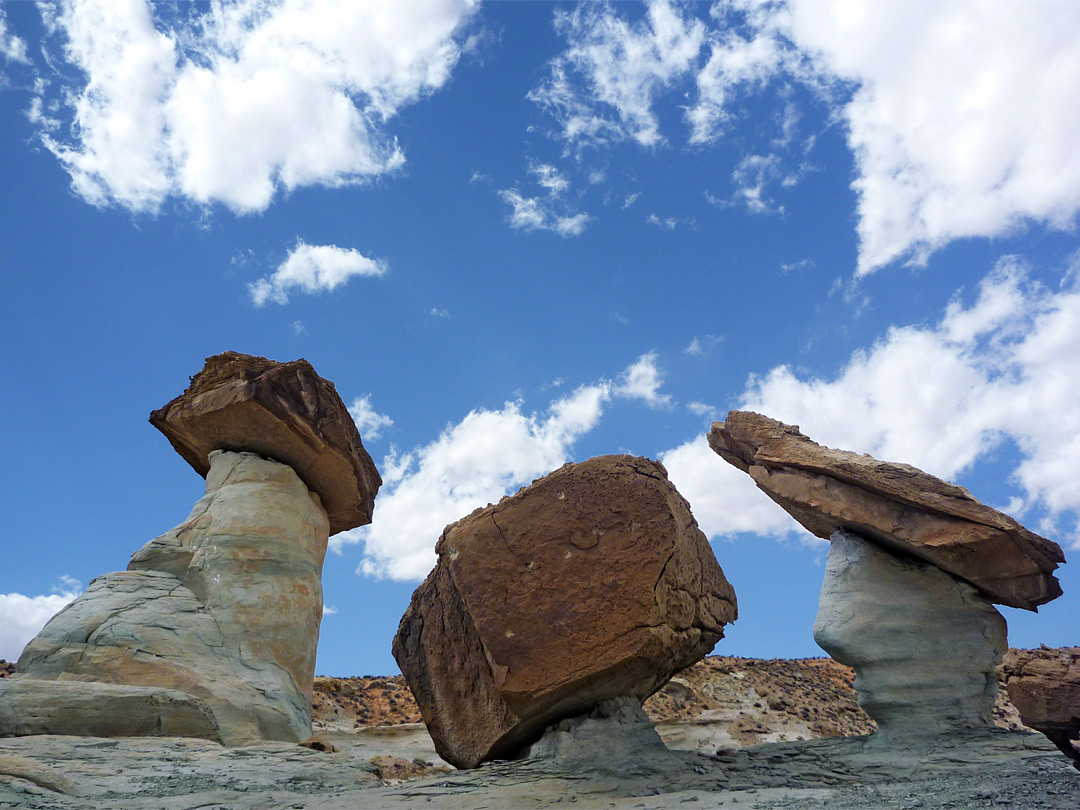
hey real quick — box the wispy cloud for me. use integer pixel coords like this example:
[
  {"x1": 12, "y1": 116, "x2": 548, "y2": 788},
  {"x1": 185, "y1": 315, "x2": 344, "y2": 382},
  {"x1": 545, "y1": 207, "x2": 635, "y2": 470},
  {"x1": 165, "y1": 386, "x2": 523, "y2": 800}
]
[
  {"x1": 249, "y1": 241, "x2": 386, "y2": 306},
  {"x1": 685, "y1": 334, "x2": 722, "y2": 356},
  {"x1": 529, "y1": 0, "x2": 705, "y2": 151}
]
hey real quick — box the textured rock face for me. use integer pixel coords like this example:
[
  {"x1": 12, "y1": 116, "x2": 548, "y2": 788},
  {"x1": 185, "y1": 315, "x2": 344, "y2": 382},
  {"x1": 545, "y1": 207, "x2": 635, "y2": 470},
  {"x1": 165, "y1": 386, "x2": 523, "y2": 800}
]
[
  {"x1": 709, "y1": 410, "x2": 1064, "y2": 610},
  {"x1": 10, "y1": 451, "x2": 328, "y2": 744},
  {"x1": 814, "y1": 530, "x2": 1008, "y2": 740},
  {"x1": 150, "y1": 351, "x2": 381, "y2": 535},
  {"x1": 393, "y1": 455, "x2": 737, "y2": 769},
  {"x1": 1000, "y1": 646, "x2": 1080, "y2": 763}
]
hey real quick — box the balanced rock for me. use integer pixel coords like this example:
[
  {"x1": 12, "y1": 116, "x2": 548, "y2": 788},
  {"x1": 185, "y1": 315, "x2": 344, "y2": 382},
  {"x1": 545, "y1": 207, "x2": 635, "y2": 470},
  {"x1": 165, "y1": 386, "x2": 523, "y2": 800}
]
[
  {"x1": 709, "y1": 411, "x2": 1064, "y2": 610},
  {"x1": 150, "y1": 351, "x2": 382, "y2": 535},
  {"x1": 1000, "y1": 646, "x2": 1080, "y2": 764},
  {"x1": 393, "y1": 455, "x2": 737, "y2": 769},
  {"x1": 3, "y1": 353, "x2": 380, "y2": 745},
  {"x1": 814, "y1": 530, "x2": 1007, "y2": 740}
]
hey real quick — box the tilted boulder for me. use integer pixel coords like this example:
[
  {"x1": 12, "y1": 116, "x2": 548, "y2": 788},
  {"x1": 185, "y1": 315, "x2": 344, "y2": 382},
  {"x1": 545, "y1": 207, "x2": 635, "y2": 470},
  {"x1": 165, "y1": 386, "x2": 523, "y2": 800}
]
[
  {"x1": 393, "y1": 455, "x2": 737, "y2": 769},
  {"x1": 709, "y1": 411, "x2": 1063, "y2": 610},
  {"x1": 150, "y1": 351, "x2": 382, "y2": 535},
  {"x1": 1000, "y1": 646, "x2": 1080, "y2": 764},
  {"x1": 2, "y1": 353, "x2": 380, "y2": 744},
  {"x1": 710, "y1": 411, "x2": 1066, "y2": 743}
]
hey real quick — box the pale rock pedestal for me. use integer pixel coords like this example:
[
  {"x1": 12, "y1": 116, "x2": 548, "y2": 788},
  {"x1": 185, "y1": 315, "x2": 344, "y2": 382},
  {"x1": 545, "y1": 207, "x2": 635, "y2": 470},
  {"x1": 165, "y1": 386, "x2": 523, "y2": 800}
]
[{"x1": 814, "y1": 530, "x2": 1007, "y2": 742}]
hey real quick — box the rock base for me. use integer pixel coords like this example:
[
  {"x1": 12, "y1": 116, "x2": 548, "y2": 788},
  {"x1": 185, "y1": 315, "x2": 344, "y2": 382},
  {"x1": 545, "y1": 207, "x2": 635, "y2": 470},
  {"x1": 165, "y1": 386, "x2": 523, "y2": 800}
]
[{"x1": 813, "y1": 530, "x2": 1007, "y2": 741}]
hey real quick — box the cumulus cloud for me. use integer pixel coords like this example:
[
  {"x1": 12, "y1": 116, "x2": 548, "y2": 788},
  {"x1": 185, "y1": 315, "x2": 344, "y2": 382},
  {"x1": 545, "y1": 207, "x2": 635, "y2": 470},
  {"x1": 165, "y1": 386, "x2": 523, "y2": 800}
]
[
  {"x1": 335, "y1": 383, "x2": 612, "y2": 578},
  {"x1": 661, "y1": 435, "x2": 804, "y2": 543},
  {"x1": 0, "y1": 577, "x2": 82, "y2": 662},
  {"x1": 529, "y1": 0, "x2": 1080, "y2": 275},
  {"x1": 37, "y1": 0, "x2": 478, "y2": 213},
  {"x1": 249, "y1": 241, "x2": 386, "y2": 306},
  {"x1": 775, "y1": 0, "x2": 1080, "y2": 273},
  {"x1": 529, "y1": 0, "x2": 705, "y2": 150},
  {"x1": 349, "y1": 396, "x2": 393, "y2": 442},
  {"x1": 614, "y1": 351, "x2": 672, "y2": 409},
  {"x1": 332, "y1": 353, "x2": 675, "y2": 578},
  {"x1": 666, "y1": 254, "x2": 1080, "y2": 548}
]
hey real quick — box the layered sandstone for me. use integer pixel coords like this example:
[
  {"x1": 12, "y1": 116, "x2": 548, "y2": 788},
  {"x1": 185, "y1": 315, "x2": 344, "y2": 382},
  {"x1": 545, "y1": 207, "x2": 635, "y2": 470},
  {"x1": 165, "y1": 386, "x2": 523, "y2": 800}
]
[
  {"x1": 2, "y1": 352, "x2": 380, "y2": 745},
  {"x1": 11, "y1": 451, "x2": 328, "y2": 743},
  {"x1": 709, "y1": 411, "x2": 1063, "y2": 610},
  {"x1": 393, "y1": 455, "x2": 737, "y2": 769},
  {"x1": 814, "y1": 530, "x2": 1007, "y2": 740},
  {"x1": 1000, "y1": 646, "x2": 1080, "y2": 764},
  {"x1": 150, "y1": 351, "x2": 381, "y2": 535}
]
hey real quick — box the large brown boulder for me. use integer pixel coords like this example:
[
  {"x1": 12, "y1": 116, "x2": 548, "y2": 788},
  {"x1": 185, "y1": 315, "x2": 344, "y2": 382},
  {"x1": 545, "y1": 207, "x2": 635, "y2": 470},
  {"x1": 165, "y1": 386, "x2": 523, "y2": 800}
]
[
  {"x1": 709, "y1": 411, "x2": 1064, "y2": 610},
  {"x1": 393, "y1": 455, "x2": 737, "y2": 769},
  {"x1": 1000, "y1": 646, "x2": 1080, "y2": 764},
  {"x1": 150, "y1": 351, "x2": 381, "y2": 535}
]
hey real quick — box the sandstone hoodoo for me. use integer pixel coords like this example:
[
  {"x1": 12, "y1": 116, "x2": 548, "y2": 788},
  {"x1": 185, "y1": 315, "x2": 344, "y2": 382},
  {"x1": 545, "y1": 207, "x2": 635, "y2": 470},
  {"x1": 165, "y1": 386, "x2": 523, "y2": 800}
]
[
  {"x1": 1001, "y1": 646, "x2": 1080, "y2": 765},
  {"x1": 709, "y1": 410, "x2": 1063, "y2": 610},
  {"x1": 709, "y1": 411, "x2": 1065, "y2": 743},
  {"x1": 393, "y1": 455, "x2": 737, "y2": 769},
  {"x1": 1, "y1": 353, "x2": 380, "y2": 745}
]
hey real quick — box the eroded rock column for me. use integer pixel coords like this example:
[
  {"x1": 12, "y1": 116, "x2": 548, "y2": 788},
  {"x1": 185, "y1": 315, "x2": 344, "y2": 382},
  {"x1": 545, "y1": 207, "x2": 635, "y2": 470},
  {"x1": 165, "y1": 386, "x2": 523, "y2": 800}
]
[
  {"x1": 814, "y1": 530, "x2": 1007, "y2": 739},
  {"x1": 1, "y1": 352, "x2": 380, "y2": 745}
]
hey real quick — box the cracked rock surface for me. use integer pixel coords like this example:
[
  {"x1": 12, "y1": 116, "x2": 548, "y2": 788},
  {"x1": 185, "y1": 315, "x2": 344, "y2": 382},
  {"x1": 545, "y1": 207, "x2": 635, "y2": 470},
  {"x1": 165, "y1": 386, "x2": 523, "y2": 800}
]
[
  {"x1": 393, "y1": 454, "x2": 737, "y2": 768},
  {"x1": 3, "y1": 451, "x2": 329, "y2": 745}
]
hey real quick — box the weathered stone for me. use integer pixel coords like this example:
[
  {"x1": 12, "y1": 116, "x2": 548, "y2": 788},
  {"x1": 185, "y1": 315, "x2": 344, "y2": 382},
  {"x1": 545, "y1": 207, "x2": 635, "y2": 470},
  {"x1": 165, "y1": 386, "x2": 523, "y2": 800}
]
[
  {"x1": 1000, "y1": 646, "x2": 1080, "y2": 764},
  {"x1": 9, "y1": 451, "x2": 328, "y2": 744},
  {"x1": 150, "y1": 351, "x2": 381, "y2": 535},
  {"x1": 0, "y1": 679, "x2": 221, "y2": 742},
  {"x1": 709, "y1": 410, "x2": 1064, "y2": 610},
  {"x1": 814, "y1": 530, "x2": 1008, "y2": 742},
  {"x1": 393, "y1": 454, "x2": 737, "y2": 769}
]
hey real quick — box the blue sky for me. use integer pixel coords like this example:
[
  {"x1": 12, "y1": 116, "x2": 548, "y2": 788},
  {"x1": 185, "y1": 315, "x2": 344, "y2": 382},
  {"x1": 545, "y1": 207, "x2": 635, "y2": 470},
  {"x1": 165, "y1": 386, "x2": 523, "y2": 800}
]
[{"x1": 1, "y1": 0, "x2": 1079, "y2": 677}]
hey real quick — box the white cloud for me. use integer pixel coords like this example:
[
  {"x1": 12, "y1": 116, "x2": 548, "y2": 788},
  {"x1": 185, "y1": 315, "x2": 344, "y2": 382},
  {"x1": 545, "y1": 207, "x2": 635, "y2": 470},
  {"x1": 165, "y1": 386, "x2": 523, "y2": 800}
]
[
  {"x1": 674, "y1": 254, "x2": 1080, "y2": 548},
  {"x1": 686, "y1": 1, "x2": 785, "y2": 145},
  {"x1": 498, "y1": 188, "x2": 590, "y2": 237},
  {"x1": 531, "y1": 163, "x2": 570, "y2": 196},
  {"x1": 336, "y1": 382, "x2": 612, "y2": 578},
  {"x1": 38, "y1": 0, "x2": 478, "y2": 213},
  {"x1": 249, "y1": 241, "x2": 386, "y2": 306},
  {"x1": 322, "y1": 605, "x2": 337, "y2": 616},
  {"x1": 622, "y1": 191, "x2": 641, "y2": 208},
  {"x1": 685, "y1": 334, "x2": 722, "y2": 356},
  {"x1": 529, "y1": 0, "x2": 1080, "y2": 275},
  {"x1": 731, "y1": 153, "x2": 785, "y2": 214},
  {"x1": 647, "y1": 213, "x2": 677, "y2": 230},
  {"x1": 430, "y1": 307, "x2": 450, "y2": 319},
  {"x1": 349, "y1": 396, "x2": 393, "y2": 442},
  {"x1": 774, "y1": 0, "x2": 1080, "y2": 274},
  {"x1": 687, "y1": 401, "x2": 716, "y2": 417},
  {"x1": 0, "y1": 7, "x2": 28, "y2": 63},
  {"x1": 0, "y1": 578, "x2": 82, "y2": 662},
  {"x1": 529, "y1": 0, "x2": 706, "y2": 150},
  {"x1": 661, "y1": 435, "x2": 804, "y2": 542},
  {"x1": 614, "y1": 351, "x2": 671, "y2": 409}
]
